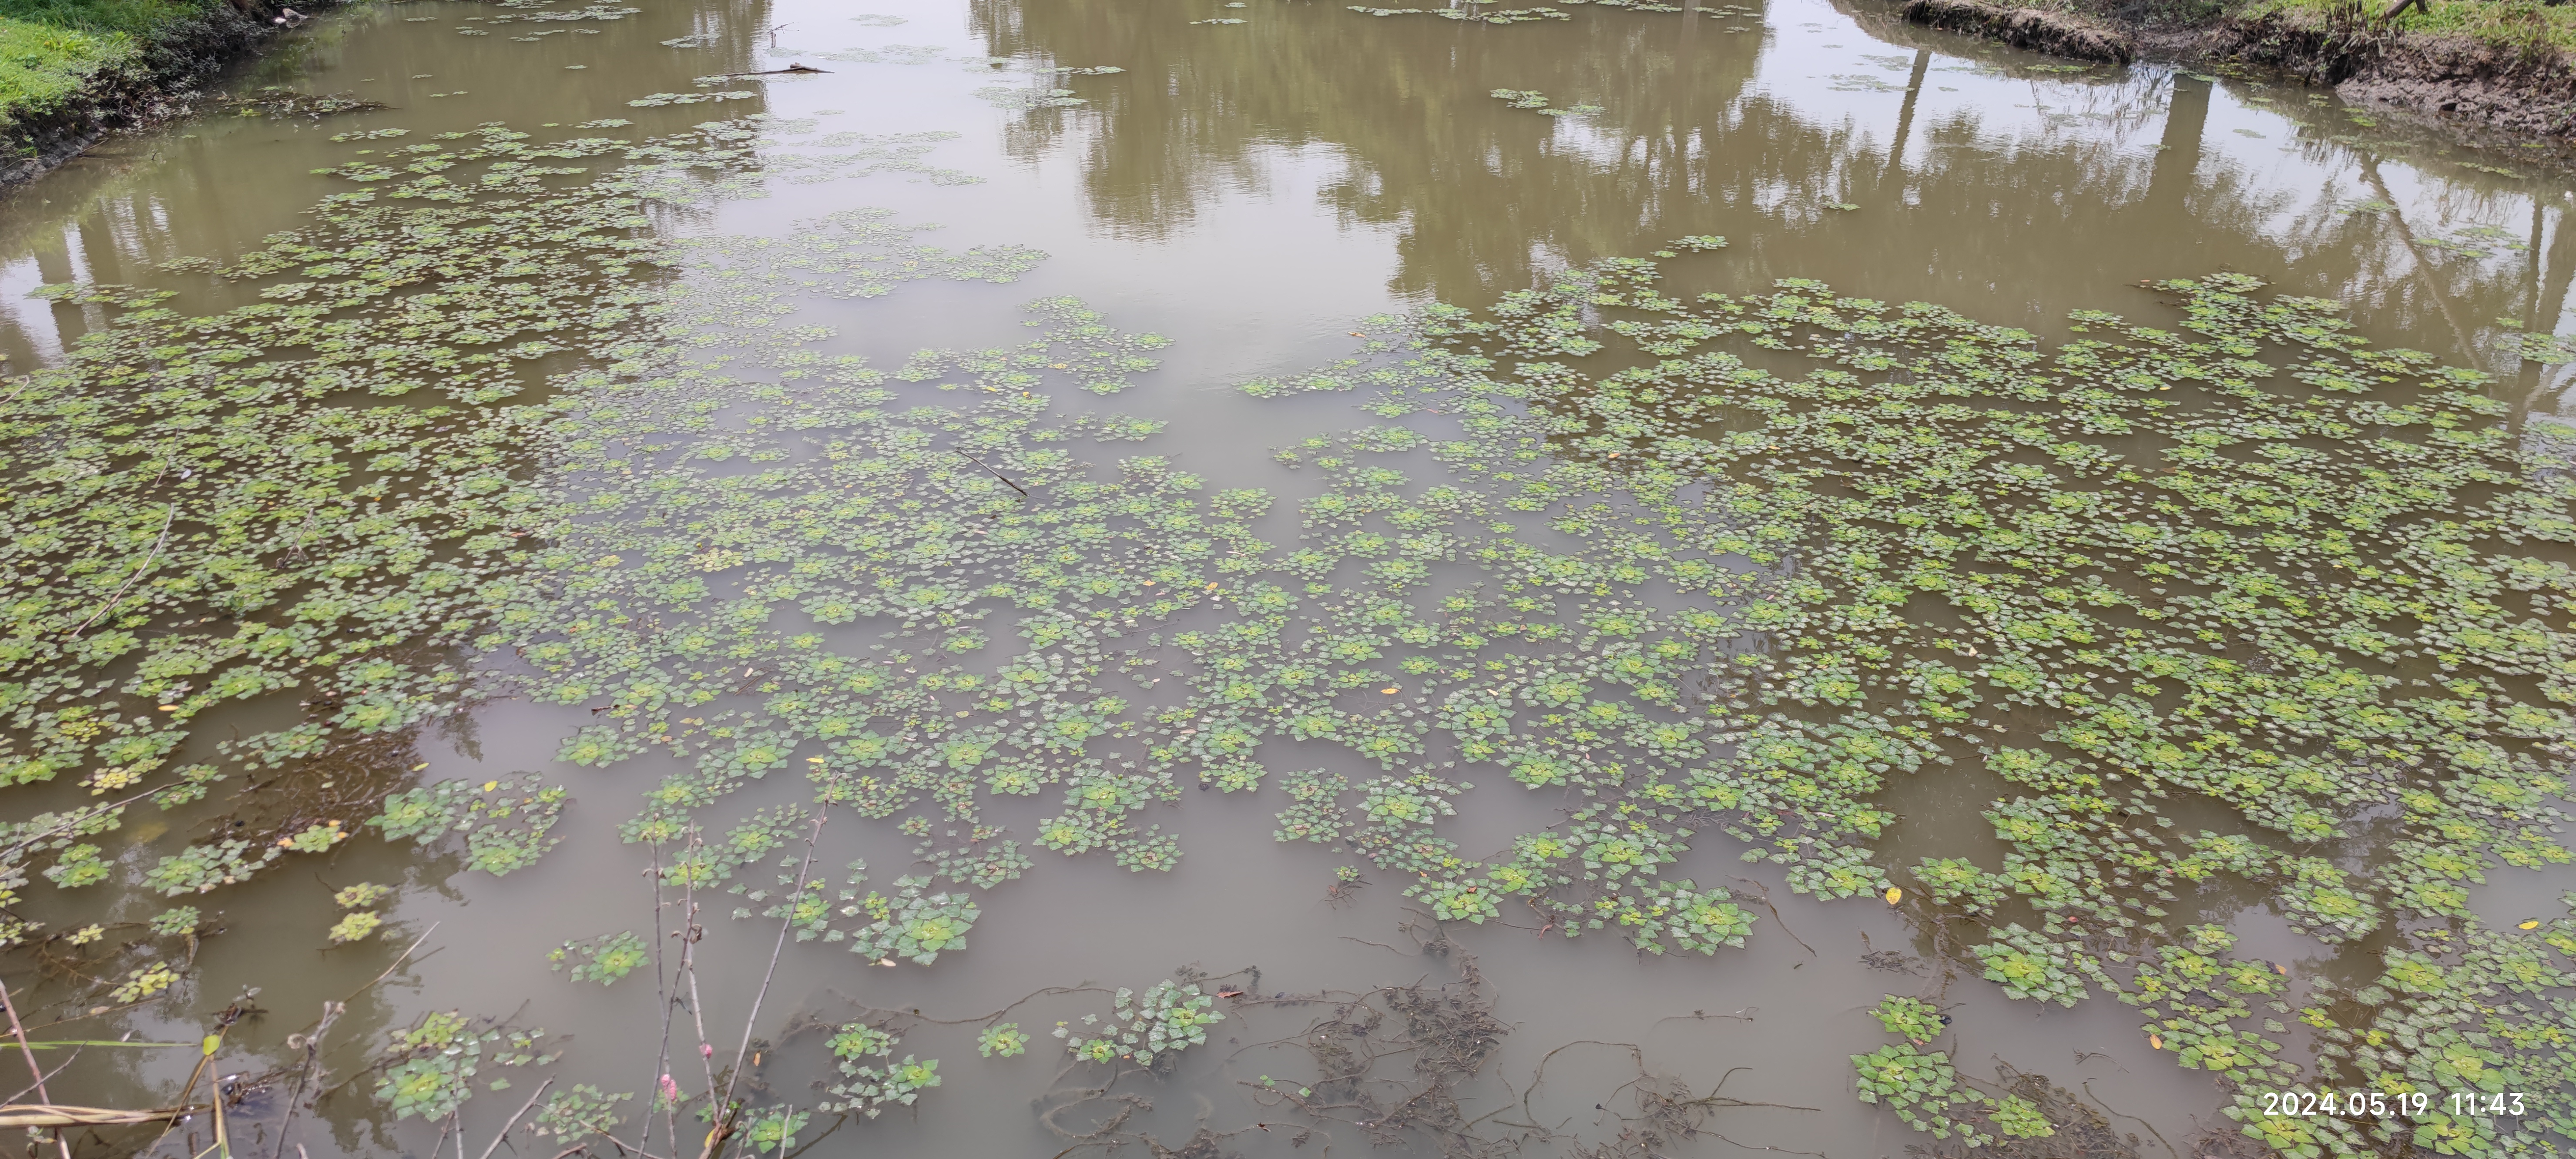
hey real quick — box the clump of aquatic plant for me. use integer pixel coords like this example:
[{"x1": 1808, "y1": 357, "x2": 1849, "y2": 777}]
[
  {"x1": 1869, "y1": 995, "x2": 1947, "y2": 1045},
  {"x1": 530, "y1": 1083, "x2": 631, "y2": 1144},
  {"x1": 41, "y1": 843, "x2": 107, "y2": 889},
  {"x1": 0, "y1": 102, "x2": 1097, "y2": 1151},
  {"x1": 821, "y1": 1022, "x2": 941, "y2": 1117},
  {"x1": 11, "y1": 58, "x2": 2576, "y2": 1155},
  {"x1": 741, "y1": 1107, "x2": 810, "y2": 1152},
  {"x1": 1852, "y1": 1043, "x2": 1989, "y2": 1144},
  {"x1": 628, "y1": 90, "x2": 757, "y2": 106},
  {"x1": 327, "y1": 882, "x2": 395, "y2": 942},
  {"x1": 548, "y1": 931, "x2": 650, "y2": 984},
  {"x1": 1352, "y1": 4, "x2": 1570, "y2": 20},
  {"x1": 1488, "y1": 87, "x2": 1602, "y2": 116},
  {"x1": 107, "y1": 961, "x2": 178, "y2": 1003},
  {"x1": 374, "y1": 1012, "x2": 555, "y2": 1121},
  {"x1": 1238, "y1": 255, "x2": 2576, "y2": 1154},
  {"x1": 334, "y1": 882, "x2": 393, "y2": 908},
  {"x1": 1056, "y1": 979, "x2": 1224, "y2": 1067},
  {"x1": 1909, "y1": 857, "x2": 2006, "y2": 915},
  {"x1": 1852, "y1": 1001, "x2": 2082, "y2": 1144},
  {"x1": 221, "y1": 87, "x2": 387, "y2": 118},
  {"x1": 369, "y1": 774, "x2": 568, "y2": 875},
  {"x1": 144, "y1": 839, "x2": 280, "y2": 896},
  {"x1": 0, "y1": 111, "x2": 963, "y2": 961},
  {"x1": 847, "y1": 876, "x2": 979, "y2": 965},
  {"x1": 1973, "y1": 924, "x2": 2109, "y2": 1007},
  {"x1": 979, "y1": 1022, "x2": 1030, "y2": 1057},
  {"x1": 1990, "y1": 1094, "x2": 2056, "y2": 1140},
  {"x1": 975, "y1": 84, "x2": 1085, "y2": 108},
  {"x1": 1273, "y1": 770, "x2": 1352, "y2": 843},
  {"x1": 1639, "y1": 883, "x2": 1754, "y2": 953}
]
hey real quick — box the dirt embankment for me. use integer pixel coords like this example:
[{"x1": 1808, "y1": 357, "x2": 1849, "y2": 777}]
[
  {"x1": 1901, "y1": 0, "x2": 2576, "y2": 145},
  {"x1": 2192, "y1": 16, "x2": 2576, "y2": 138},
  {"x1": 1902, "y1": 0, "x2": 2140, "y2": 61},
  {"x1": 0, "y1": 1, "x2": 321, "y2": 189}
]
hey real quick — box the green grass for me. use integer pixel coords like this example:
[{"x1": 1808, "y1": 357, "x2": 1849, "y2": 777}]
[
  {"x1": 2383, "y1": 0, "x2": 2576, "y2": 54},
  {"x1": 0, "y1": 20, "x2": 137, "y2": 122},
  {"x1": 0, "y1": 0, "x2": 208, "y2": 126},
  {"x1": 2246, "y1": 0, "x2": 2576, "y2": 55}
]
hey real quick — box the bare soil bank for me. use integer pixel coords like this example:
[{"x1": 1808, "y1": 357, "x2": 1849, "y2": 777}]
[
  {"x1": 2197, "y1": 16, "x2": 2576, "y2": 138},
  {"x1": 1903, "y1": 0, "x2": 2140, "y2": 60},
  {"x1": 1903, "y1": 0, "x2": 2576, "y2": 145}
]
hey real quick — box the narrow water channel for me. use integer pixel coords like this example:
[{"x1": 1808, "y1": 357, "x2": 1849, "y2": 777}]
[{"x1": 3, "y1": 0, "x2": 2574, "y2": 1156}]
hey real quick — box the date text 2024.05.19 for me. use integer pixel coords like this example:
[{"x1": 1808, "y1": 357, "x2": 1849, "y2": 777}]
[{"x1": 2258, "y1": 1091, "x2": 2527, "y2": 1118}]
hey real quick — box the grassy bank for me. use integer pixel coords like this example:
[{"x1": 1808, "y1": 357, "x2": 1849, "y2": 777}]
[
  {"x1": 0, "y1": 0, "x2": 305, "y2": 185},
  {"x1": 2378, "y1": 0, "x2": 2576, "y2": 51},
  {"x1": 2234, "y1": 0, "x2": 2576, "y2": 51},
  {"x1": 0, "y1": 0, "x2": 213, "y2": 125}
]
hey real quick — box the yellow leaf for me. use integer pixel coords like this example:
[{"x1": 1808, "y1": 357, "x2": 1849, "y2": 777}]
[
  {"x1": 2520, "y1": 919, "x2": 2542, "y2": 930},
  {"x1": 1883, "y1": 887, "x2": 1903, "y2": 905},
  {"x1": 2149, "y1": 1034, "x2": 2163, "y2": 1050}
]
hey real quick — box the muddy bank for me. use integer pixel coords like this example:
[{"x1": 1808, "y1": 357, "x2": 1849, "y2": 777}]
[
  {"x1": 1901, "y1": 0, "x2": 2576, "y2": 144},
  {"x1": 0, "y1": 2, "x2": 316, "y2": 189},
  {"x1": 1901, "y1": 0, "x2": 2137, "y2": 62},
  {"x1": 2196, "y1": 15, "x2": 2576, "y2": 138}
]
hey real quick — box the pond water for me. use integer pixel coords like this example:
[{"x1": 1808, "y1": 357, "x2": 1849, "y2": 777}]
[{"x1": 4, "y1": 0, "x2": 2576, "y2": 1156}]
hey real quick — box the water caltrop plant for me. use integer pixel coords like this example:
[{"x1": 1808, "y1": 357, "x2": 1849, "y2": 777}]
[
  {"x1": 1055, "y1": 979, "x2": 1224, "y2": 1067},
  {"x1": 1240, "y1": 260, "x2": 2576, "y2": 1155},
  {"x1": 1868, "y1": 995, "x2": 1946, "y2": 1045},
  {"x1": 822, "y1": 1022, "x2": 942, "y2": 1118},
  {"x1": 1852, "y1": 1042, "x2": 1989, "y2": 1144},
  {"x1": 549, "y1": 931, "x2": 650, "y2": 985},
  {"x1": 0, "y1": 45, "x2": 2573, "y2": 1150}
]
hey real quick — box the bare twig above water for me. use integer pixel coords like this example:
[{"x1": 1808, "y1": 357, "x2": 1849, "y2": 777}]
[
  {"x1": 269, "y1": 1000, "x2": 343, "y2": 1159},
  {"x1": 0, "y1": 783, "x2": 178, "y2": 864},
  {"x1": 711, "y1": 812, "x2": 829, "y2": 1140},
  {"x1": 332, "y1": 924, "x2": 440, "y2": 1013},
  {"x1": 0, "y1": 976, "x2": 54, "y2": 1105},
  {"x1": 474, "y1": 1076, "x2": 554, "y2": 1159},
  {"x1": 954, "y1": 447, "x2": 1029, "y2": 497},
  {"x1": 639, "y1": 841, "x2": 678, "y2": 1159},
  {"x1": 1, "y1": 1043, "x2": 81, "y2": 1105},
  {"x1": 0, "y1": 975, "x2": 70, "y2": 1159}
]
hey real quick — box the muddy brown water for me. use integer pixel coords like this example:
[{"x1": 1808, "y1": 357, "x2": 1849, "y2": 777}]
[{"x1": 3, "y1": 0, "x2": 2575, "y2": 1155}]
